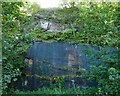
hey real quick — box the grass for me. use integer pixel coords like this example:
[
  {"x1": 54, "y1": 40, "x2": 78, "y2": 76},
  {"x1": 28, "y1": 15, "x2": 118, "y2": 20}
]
[{"x1": 15, "y1": 87, "x2": 84, "y2": 95}]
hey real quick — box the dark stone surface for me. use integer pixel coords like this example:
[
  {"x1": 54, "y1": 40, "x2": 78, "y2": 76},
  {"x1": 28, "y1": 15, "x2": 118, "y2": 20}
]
[{"x1": 14, "y1": 42, "x2": 115, "y2": 91}]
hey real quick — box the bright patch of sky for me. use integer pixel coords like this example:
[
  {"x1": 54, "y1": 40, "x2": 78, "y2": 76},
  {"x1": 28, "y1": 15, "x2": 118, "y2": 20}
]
[
  {"x1": 29, "y1": 0, "x2": 61, "y2": 8},
  {"x1": 28, "y1": 0, "x2": 118, "y2": 8}
]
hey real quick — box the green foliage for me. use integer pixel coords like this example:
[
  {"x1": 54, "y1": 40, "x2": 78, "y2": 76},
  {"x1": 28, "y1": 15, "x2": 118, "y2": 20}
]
[
  {"x1": 2, "y1": 2, "x2": 34, "y2": 93},
  {"x1": 79, "y1": 3, "x2": 117, "y2": 33},
  {"x1": 2, "y1": 1, "x2": 119, "y2": 95},
  {"x1": 2, "y1": 2, "x2": 25, "y2": 33},
  {"x1": 31, "y1": 2, "x2": 119, "y2": 95},
  {"x1": 34, "y1": 2, "x2": 119, "y2": 47},
  {"x1": 14, "y1": 87, "x2": 84, "y2": 94},
  {"x1": 54, "y1": 2, "x2": 80, "y2": 29},
  {"x1": 21, "y1": 2, "x2": 41, "y2": 15},
  {"x1": 83, "y1": 47, "x2": 120, "y2": 95}
]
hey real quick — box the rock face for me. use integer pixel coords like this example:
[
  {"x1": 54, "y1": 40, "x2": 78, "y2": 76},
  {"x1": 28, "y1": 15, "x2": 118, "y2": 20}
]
[
  {"x1": 35, "y1": 19, "x2": 64, "y2": 32},
  {"x1": 47, "y1": 21, "x2": 65, "y2": 32},
  {"x1": 13, "y1": 42, "x2": 115, "y2": 91},
  {"x1": 40, "y1": 20, "x2": 49, "y2": 30},
  {"x1": 34, "y1": 13, "x2": 65, "y2": 32}
]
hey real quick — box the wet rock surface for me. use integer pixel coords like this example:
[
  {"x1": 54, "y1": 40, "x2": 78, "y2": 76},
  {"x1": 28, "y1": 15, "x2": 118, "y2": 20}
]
[{"x1": 13, "y1": 42, "x2": 115, "y2": 91}]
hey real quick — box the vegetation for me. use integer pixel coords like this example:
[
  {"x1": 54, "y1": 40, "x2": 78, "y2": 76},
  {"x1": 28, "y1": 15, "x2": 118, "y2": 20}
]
[
  {"x1": 2, "y1": 2, "x2": 34, "y2": 94},
  {"x1": 1, "y1": 1, "x2": 120, "y2": 95}
]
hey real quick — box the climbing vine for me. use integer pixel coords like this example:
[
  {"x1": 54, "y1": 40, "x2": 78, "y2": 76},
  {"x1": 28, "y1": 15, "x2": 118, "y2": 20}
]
[
  {"x1": 2, "y1": 2, "x2": 34, "y2": 94},
  {"x1": 1, "y1": 1, "x2": 120, "y2": 95}
]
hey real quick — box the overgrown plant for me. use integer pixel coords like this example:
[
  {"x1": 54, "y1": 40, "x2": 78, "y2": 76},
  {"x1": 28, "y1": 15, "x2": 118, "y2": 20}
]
[
  {"x1": 2, "y1": 1, "x2": 119, "y2": 95},
  {"x1": 83, "y1": 47, "x2": 119, "y2": 95},
  {"x1": 2, "y1": 2, "x2": 34, "y2": 94}
]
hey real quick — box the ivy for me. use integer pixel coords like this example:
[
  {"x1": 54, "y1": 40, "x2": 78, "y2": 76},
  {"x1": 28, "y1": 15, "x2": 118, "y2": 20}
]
[
  {"x1": 1, "y1": 1, "x2": 120, "y2": 95},
  {"x1": 2, "y1": 2, "x2": 33, "y2": 94}
]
